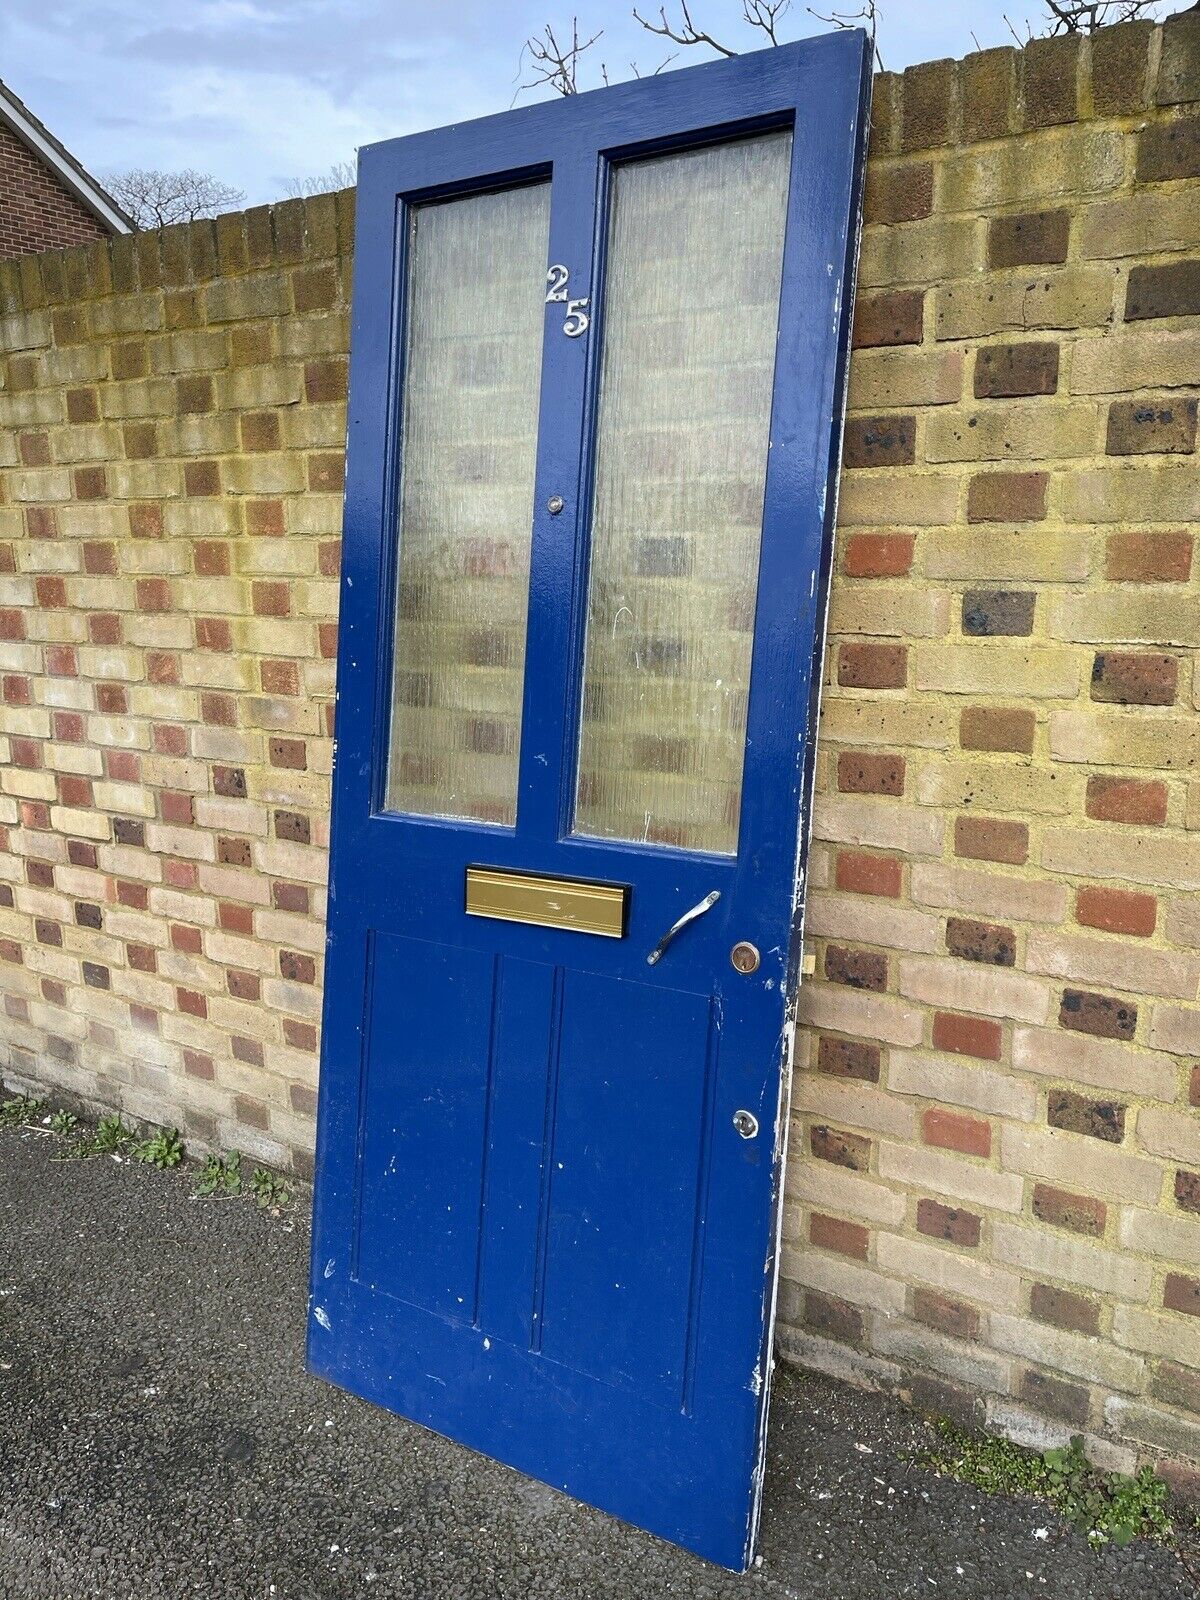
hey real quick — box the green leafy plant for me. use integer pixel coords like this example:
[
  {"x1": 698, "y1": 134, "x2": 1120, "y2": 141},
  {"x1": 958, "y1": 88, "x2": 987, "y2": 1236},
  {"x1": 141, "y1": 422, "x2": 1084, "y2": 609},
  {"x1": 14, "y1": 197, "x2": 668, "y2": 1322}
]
[
  {"x1": 249, "y1": 1167, "x2": 290, "y2": 1209},
  {"x1": 48, "y1": 1109, "x2": 78, "y2": 1135},
  {"x1": 918, "y1": 1421, "x2": 1173, "y2": 1549},
  {"x1": 0, "y1": 1096, "x2": 44, "y2": 1129},
  {"x1": 87, "y1": 1114, "x2": 135, "y2": 1153},
  {"x1": 1043, "y1": 1437, "x2": 1171, "y2": 1547},
  {"x1": 133, "y1": 1127, "x2": 184, "y2": 1170},
  {"x1": 195, "y1": 1150, "x2": 243, "y2": 1197}
]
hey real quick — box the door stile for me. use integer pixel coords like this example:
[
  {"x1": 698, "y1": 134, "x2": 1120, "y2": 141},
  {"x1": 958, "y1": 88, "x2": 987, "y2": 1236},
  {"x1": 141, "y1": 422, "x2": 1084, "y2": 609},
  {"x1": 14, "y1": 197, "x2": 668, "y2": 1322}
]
[{"x1": 514, "y1": 145, "x2": 603, "y2": 847}]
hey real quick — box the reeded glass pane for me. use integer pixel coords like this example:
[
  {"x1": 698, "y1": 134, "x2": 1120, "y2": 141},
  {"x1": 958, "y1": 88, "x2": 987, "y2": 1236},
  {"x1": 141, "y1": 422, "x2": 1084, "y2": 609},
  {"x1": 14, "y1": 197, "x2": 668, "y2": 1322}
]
[
  {"x1": 385, "y1": 184, "x2": 550, "y2": 823},
  {"x1": 574, "y1": 133, "x2": 792, "y2": 854}
]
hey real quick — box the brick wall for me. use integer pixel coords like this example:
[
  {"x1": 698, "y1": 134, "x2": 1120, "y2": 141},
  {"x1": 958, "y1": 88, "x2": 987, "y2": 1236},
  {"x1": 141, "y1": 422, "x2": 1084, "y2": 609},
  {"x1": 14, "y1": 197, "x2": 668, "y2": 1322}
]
[
  {"x1": 0, "y1": 123, "x2": 111, "y2": 261},
  {"x1": 1, "y1": 14, "x2": 1199, "y2": 1476}
]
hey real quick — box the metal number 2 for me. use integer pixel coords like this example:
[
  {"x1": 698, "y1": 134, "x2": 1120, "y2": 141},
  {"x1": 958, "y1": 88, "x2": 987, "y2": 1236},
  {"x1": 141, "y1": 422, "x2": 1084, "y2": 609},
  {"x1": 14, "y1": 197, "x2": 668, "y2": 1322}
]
[{"x1": 546, "y1": 264, "x2": 590, "y2": 338}]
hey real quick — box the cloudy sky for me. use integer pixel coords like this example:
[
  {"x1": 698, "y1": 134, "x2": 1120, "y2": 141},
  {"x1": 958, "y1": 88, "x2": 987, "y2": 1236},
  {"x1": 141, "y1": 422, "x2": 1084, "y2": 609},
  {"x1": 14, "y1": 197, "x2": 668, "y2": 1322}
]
[{"x1": 2, "y1": 1, "x2": 1173, "y2": 206}]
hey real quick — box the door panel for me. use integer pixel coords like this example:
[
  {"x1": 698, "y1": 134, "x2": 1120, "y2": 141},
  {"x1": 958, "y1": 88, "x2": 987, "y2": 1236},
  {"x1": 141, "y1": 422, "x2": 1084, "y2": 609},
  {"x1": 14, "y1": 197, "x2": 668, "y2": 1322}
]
[
  {"x1": 311, "y1": 32, "x2": 870, "y2": 1573},
  {"x1": 354, "y1": 934, "x2": 497, "y2": 1321},
  {"x1": 385, "y1": 183, "x2": 551, "y2": 824},
  {"x1": 537, "y1": 970, "x2": 714, "y2": 1405},
  {"x1": 575, "y1": 132, "x2": 793, "y2": 854}
]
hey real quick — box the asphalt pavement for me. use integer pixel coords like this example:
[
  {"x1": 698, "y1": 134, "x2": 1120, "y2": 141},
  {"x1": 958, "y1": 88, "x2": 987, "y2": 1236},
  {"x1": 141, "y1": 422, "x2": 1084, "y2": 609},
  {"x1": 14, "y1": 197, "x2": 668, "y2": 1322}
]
[{"x1": 0, "y1": 1121, "x2": 1193, "y2": 1599}]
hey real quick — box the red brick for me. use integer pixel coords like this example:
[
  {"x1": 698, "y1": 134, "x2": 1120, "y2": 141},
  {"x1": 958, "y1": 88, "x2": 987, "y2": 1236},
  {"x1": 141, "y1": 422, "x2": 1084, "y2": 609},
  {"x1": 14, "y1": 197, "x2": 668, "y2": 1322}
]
[
  {"x1": 945, "y1": 917, "x2": 1016, "y2": 967},
  {"x1": 1090, "y1": 652, "x2": 1178, "y2": 706},
  {"x1": 863, "y1": 160, "x2": 933, "y2": 224},
  {"x1": 824, "y1": 945, "x2": 888, "y2": 991},
  {"x1": 816, "y1": 1035, "x2": 882, "y2": 1083},
  {"x1": 252, "y1": 581, "x2": 291, "y2": 617},
  {"x1": 923, "y1": 1108, "x2": 991, "y2": 1157},
  {"x1": 933, "y1": 1010, "x2": 1003, "y2": 1061},
  {"x1": 1032, "y1": 1183, "x2": 1106, "y2": 1238},
  {"x1": 837, "y1": 750, "x2": 905, "y2": 796},
  {"x1": 988, "y1": 209, "x2": 1069, "y2": 267},
  {"x1": 1060, "y1": 988, "x2": 1137, "y2": 1041},
  {"x1": 811, "y1": 1125, "x2": 872, "y2": 1171},
  {"x1": 954, "y1": 816, "x2": 1028, "y2": 865},
  {"x1": 1048, "y1": 1089, "x2": 1125, "y2": 1144},
  {"x1": 967, "y1": 471, "x2": 1048, "y2": 523},
  {"x1": 852, "y1": 289, "x2": 924, "y2": 348},
  {"x1": 912, "y1": 1288, "x2": 980, "y2": 1341},
  {"x1": 1085, "y1": 774, "x2": 1168, "y2": 826},
  {"x1": 838, "y1": 642, "x2": 907, "y2": 689},
  {"x1": 1105, "y1": 529, "x2": 1192, "y2": 583},
  {"x1": 809, "y1": 1213, "x2": 870, "y2": 1259},
  {"x1": 843, "y1": 532, "x2": 915, "y2": 578},
  {"x1": 959, "y1": 706, "x2": 1035, "y2": 754},
  {"x1": 802, "y1": 1289, "x2": 864, "y2": 1345},
  {"x1": 835, "y1": 850, "x2": 902, "y2": 898},
  {"x1": 1165, "y1": 1274, "x2": 1200, "y2": 1318},
  {"x1": 1076, "y1": 886, "x2": 1157, "y2": 938},
  {"x1": 917, "y1": 1198, "x2": 981, "y2": 1246}
]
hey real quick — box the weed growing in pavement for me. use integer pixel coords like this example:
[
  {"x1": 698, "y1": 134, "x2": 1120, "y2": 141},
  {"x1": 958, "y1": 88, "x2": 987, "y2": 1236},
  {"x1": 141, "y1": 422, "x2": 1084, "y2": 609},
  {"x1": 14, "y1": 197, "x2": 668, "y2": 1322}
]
[
  {"x1": 77, "y1": 1113, "x2": 136, "y2": 1155},
  {"x1": 249, "y1": 1167, "x2": 291, "y2": 1209},
  {"x1": 133, "y1": 1127, "x2": 184, "y2": 1170},
  {"x1": 0, "y1": 1096, "x2": 44, "y2": 1130},
  {"x1": 195, "y1": 1149, "x2": 243, "y2": 1197},
  {"x1": 3, "y1": 1094, "x2": 295, "y2": 1219},
  {"x1": 918, "y1": 1421, "x2": 1173, "y2": 1549}
]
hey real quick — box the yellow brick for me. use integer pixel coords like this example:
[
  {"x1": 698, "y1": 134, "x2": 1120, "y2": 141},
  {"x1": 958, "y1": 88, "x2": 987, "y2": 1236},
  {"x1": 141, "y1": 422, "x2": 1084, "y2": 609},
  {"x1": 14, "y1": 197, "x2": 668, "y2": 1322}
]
[
  {"x1": 919, "y1": 530, "x2": 1090, "y2": 582},
  {"x1": 827, "y1": 586, "x2": 951, "y2": 638},
  {"x1": 1070, "y1": 328, "x2": 1200, "y2": 394},
  {"x1": 913, "y1": 644, "x2": 1080, "y2": 698},
  {"x1": 897, "y1": 953, "x2": 1050, "y2": 1024},
  {"x1": 1050, "y1": 710, "x2": 1200, "y2": 767},
  {"x1": 847, "y1": 346, "x2": 964, "y2": 409},
  {"x1": 1046, "y1": 592, "x2": 1200, "y2": 646},
  {"x1": 858, "y1": 216, "x2": 981, "y2": 288},
  {"x1": 1060, "y1": 464, "x2": 1200, "y2": 525},
  {"x1": 933, "y1": 267, "x2": 1115, "y2": 340},
  {"x1": 812, "y1": 794, "x2": 944, "y2": 854},
  {"x1": 924, "y1": 404, "x2": 1098, "y2": 464},
  {"x1": 936, "y1": 125, "x2": 1126, "y2": 214},
  {"x1": 915, "y1": 756, "x2": 1077, "y2": 816},
  {"x1": 837, "y1": 472, "x2": 959, "y2": 527},
  {"x1": 1079, "y1": 190, "x2": 1200, "y2": 259}
]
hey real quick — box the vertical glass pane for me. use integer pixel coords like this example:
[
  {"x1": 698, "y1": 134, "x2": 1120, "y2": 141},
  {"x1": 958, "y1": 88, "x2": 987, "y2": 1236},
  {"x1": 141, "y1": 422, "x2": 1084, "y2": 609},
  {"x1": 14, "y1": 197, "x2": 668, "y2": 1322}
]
[
  {"x1": 574, "y1": 133, "x2": 792, "y2": 854},
  {"x1": 385, "y1": 184, "x2": 550, "y2": 823}
]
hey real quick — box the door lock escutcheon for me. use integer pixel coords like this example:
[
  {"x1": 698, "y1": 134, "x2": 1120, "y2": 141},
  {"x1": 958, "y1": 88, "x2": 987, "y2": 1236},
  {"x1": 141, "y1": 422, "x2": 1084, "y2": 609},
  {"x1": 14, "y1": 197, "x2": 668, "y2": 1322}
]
[
  {"x1": 732, "y1": 1110, "x2": 759, "y2": 1140},
  {"x1": 730, "y1": 941, "x2": 760, "y2": 975}
]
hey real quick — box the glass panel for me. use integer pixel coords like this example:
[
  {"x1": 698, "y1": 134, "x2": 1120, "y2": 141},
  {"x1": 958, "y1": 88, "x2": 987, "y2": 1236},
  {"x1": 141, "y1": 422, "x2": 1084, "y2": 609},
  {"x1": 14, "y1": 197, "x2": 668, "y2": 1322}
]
[
  {"x1": 385, "y1": 183, "x2": 550, "y2": 823},
  {"x1": 574, "y1": 133, "x2": 792, "y2": 854}
]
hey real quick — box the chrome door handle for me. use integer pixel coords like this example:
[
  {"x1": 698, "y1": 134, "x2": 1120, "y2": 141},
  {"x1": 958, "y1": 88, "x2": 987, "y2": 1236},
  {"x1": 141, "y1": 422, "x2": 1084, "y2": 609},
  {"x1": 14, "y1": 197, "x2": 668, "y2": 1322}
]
[{"x1": 646, "y1": 890, "x2": 721, "y2": 966}]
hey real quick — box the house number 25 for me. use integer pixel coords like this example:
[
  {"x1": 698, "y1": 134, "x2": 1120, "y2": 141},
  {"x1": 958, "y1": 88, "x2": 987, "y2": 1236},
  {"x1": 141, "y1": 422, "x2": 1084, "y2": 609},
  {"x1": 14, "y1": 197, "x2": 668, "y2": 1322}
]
[{"x1": 546, "y1": 264, "x2": 589, "y2": 338}]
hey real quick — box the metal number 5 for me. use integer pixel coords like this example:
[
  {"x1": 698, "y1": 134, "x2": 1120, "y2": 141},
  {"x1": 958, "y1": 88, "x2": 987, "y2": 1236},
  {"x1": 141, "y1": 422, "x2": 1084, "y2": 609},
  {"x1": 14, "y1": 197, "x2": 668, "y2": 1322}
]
[
  {"x1": 546, "y1": 265, "x2": 590, "y2": 338},
  {"x1": 563, "y1": 297, "x2": 590, "y2": 338}
]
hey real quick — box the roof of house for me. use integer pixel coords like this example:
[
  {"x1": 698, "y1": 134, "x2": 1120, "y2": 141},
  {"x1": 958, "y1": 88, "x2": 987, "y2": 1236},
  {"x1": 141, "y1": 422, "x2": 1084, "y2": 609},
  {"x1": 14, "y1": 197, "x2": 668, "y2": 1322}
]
[{"x1": 0, "y1": 77, "x2": 133, "y2": 234}]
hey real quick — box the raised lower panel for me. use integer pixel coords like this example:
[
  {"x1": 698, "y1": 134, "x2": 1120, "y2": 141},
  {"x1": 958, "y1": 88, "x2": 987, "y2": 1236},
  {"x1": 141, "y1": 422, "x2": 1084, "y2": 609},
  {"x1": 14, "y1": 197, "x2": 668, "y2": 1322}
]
[
  {"x1": 536, "y1": 969, "x2": 714, "y2": 1407},
  {"x1": 353, "y1": 933, "x2": 497, "y2": 1322}
]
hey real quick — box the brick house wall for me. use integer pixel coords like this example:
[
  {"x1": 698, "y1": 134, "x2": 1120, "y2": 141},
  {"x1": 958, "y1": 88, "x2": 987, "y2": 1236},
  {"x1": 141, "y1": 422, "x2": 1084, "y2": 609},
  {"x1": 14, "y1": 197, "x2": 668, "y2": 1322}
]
[
  {"x1": 1, "y1": 14, "x2": 1199, "y2": 1475},
  {"x1": 0, "y1": 122, "x2": 111, "y2": 261}
]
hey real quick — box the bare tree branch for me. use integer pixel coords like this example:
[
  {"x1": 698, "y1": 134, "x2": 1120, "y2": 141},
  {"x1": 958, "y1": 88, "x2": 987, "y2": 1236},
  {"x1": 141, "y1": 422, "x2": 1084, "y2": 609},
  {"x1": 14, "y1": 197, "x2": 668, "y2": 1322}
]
[
  {"x1": 515, "y1": 17, "x2": 604, "y2": 98},
  {"x1": 1033, "y1": 0, "x2": 1166, "y2": 34},
  {"x1": 806, "y1": 1, "x2": 883, "y2": 69},
  {"x1": 743, "y1": 0, "x2": 792, "y2": 44},
  {"x1": 103, "y1": 168, "x2": 245, "y2": 230},
  {"x1": 631, "y1": 2, "x2": 739, "y2": 57},
  {"x1": 281, "y1": 161, "x2": 357, "y2": 199}
]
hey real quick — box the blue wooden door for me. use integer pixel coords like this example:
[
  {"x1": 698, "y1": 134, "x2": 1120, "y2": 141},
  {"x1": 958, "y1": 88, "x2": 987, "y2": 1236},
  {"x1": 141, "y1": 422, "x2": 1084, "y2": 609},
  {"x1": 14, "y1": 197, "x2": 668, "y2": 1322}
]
[{"x1": 309, "y1": 32, "x2": 869, "y2": 1572}]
